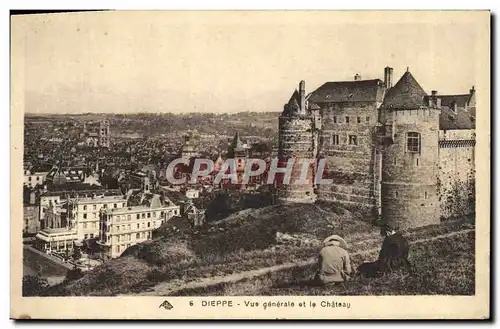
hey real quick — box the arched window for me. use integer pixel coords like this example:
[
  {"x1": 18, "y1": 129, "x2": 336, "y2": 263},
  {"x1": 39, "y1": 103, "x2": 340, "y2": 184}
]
[{"x1": 406, "y1": 132, "x2": 421, "y2": 153}]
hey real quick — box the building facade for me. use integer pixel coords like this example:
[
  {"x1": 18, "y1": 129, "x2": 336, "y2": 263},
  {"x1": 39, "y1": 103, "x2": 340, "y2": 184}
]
[
  {"x1": 277, "y1": 67, "x2": 476, "y2": 229},
  {"x1": 98, "y1": 201, "x2": 180, "y2": 259}
]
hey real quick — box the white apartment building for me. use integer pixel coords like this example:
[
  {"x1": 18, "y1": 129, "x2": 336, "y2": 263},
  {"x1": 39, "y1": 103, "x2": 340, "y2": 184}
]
[
  {"x1": 35, "y1": 192, "x2": 127, "y2": 253},
  {"x1": 98, "y1": 202, "x2": 180, "y2": 259},
  {"x1": 73, "y1": 195, "x2": 128, "y2": 241}
]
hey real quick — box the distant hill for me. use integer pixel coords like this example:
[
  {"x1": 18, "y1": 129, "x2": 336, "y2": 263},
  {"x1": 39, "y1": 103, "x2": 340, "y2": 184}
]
[{"x1": 25, "y1": 111, "x2": 281, "y2": 139}]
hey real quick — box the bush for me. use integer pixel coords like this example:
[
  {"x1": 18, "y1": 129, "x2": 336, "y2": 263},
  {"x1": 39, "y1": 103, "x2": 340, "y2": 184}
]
[
  {"x1": 22, "y1": 275, "x2": 49, "y2": 296},
  {"x1": 65, "y1": 267, "x2": 84, "y2": 282},
  {"x1": 137, "y1": 240, "x2": 195, "y2": 266}
]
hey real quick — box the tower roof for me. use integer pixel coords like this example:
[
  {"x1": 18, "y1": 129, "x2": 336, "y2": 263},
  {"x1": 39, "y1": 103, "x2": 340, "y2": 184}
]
[
  {"x1": 382, "y1": 71, "x2": 427, "y2": 109},
  {"x1": 282, "y1": 89, "x2": 301, "y2": 115}
]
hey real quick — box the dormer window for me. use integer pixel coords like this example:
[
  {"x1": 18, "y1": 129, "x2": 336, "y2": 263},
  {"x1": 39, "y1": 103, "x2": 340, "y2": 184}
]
[{"x1": 406, "y1": 132, "x2": 421, "y2": 153}]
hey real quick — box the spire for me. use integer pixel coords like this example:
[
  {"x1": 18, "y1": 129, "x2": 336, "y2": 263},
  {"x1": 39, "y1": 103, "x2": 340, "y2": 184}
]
[{"x1": 231, "y1": 131, "x2": 245, "y2": 152}]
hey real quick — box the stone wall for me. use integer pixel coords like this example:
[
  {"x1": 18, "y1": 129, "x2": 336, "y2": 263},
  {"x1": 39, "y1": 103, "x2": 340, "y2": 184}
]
[
  {"x1": 438, "y1": 131, "x2": 475, "y2": 218},
  {"x1": 315, "y1": 101, "x2": 379, "y2": 212}
]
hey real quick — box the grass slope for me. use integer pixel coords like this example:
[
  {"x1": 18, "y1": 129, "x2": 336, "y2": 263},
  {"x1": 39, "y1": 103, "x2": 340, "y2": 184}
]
[{"x1": 45, "y1": 203, "x2": 474, "y2": 296}]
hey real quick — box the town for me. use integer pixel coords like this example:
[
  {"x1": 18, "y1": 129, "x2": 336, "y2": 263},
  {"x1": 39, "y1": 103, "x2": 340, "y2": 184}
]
[{"x1": 23, "y1": 111, "x2": 280, "y2": 271}]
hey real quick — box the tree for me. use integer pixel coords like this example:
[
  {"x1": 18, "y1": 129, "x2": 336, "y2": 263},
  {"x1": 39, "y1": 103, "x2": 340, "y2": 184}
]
[
  {"x1": 22, "y1": 275, "x2": 49, "y2": 296},
  {"x1": 72, "y1": 247, "x2": 82, "y2": 262}
]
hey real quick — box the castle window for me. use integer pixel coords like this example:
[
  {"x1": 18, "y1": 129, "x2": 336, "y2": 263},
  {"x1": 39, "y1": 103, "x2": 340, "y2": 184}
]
[
  {"x1": 357, "y1": 117, "x2": 361, "y2": 124},
  {"x1": 345, "y1": 116, "x2": 350, "y2": 124},
  {"x1": 416, "y1": 158, "x2": 419, "y2": 166},
  {"x1": 333, "y1": 116, "x2": 338, "y2": 123},
  {"x1": 424, "y1": 191, "x2": 428, "y2": 199},
  {"x1": 395, "y1": 191, "x2": 399, "y2": 198},
  {"x1": 348, "y1": 135, "x2": 358, "y2": 145},
  {"x1": 331, "y1": 134, "x2": 340, "y2": 146},
  {"x1": 366, "y1": 116, "x2": 370, "y2": 122},
  {"x1": 406, "y1": 132, "x2": 421, "y2": 153}
]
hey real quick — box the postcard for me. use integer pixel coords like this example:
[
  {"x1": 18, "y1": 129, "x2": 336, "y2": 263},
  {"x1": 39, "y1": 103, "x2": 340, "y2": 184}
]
[{"x1": 11, "y1": 10, "x2": 490, "y2": 320}]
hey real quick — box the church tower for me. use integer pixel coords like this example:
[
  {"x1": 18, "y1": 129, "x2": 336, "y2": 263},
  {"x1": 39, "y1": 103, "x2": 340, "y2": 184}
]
[
  {"x1": 227, "y1": 131, "x2": 248, "y2": 189},
  {"x1": 99, "y1": 120, "x2": 111, "y2": 148}
]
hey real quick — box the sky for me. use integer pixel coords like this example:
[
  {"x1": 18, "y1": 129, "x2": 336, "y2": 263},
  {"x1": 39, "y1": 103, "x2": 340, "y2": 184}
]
[{"x1": 12, "y1": 11, "x2": 487, "y2": 114}]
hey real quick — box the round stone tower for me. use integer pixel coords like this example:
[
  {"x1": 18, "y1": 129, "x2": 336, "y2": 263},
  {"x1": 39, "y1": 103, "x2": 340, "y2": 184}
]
[
  {"x1": 277, "y1": 80, "x2": 316, "y2": 203},
  {"x1": 379, "y1": 70, "x2": 441, "y2": 229}
]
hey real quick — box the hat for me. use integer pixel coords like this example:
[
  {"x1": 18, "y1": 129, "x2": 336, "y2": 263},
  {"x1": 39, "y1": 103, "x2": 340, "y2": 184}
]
[{"x1": 323, "y1": 235, "x2": 348, "y2": 250}]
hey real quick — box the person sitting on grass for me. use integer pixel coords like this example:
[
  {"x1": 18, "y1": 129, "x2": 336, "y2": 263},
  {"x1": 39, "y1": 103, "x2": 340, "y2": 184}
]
[
  {"x1": 378, "y1": 224, "x2": 412, "y2": 274},
  {"x1": 313, "y1": 235, "x2": 352, "y2": 285}
]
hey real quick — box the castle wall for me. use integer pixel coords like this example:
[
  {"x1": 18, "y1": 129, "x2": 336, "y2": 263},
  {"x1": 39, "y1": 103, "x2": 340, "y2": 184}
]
[
  {"x1": 380, "y1": 108, "x2": 441, "y2": 229},
  {"x1": 315, "y1": 101, "x2": 379, "y2": 212},
  {"x1": 438, "y1": 130, "x2": 475, "y2": 218}
]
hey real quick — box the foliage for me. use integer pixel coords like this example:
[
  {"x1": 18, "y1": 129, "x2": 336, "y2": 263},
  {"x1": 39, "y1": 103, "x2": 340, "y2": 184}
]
[
  {"x1": 22, "y1": 274, "x2": 49, "y2": 296},
  {"x1": 443, "y1": 176, "x2": 476, "y2": 218},
  {"x1": 65, "y1": 267, "x2": 84, "y2": 282}
]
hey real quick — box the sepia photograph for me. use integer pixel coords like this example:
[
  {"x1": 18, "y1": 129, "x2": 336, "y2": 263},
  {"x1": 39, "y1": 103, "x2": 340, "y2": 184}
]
[{"x1": 10, "y1": 10, "x2": 490, "y2": 319}]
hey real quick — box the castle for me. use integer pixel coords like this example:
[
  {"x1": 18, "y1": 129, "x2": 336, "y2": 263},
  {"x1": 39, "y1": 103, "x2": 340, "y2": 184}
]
[{"x1": 278, "y1": 67, "x2": 476, "y2": 229}]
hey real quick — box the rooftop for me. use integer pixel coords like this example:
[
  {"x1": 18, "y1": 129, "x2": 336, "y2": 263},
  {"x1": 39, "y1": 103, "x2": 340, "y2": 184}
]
[
  {"x1": 382, "y1": 71, "x2": 427, "y2": 109},
  {"x1": 308, "y1": 79, "x2": 386, "y2": 104}
]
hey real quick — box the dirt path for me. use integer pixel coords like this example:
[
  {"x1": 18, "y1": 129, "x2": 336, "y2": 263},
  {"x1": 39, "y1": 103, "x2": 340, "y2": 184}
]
[{"x1": 133, "y1": 228, "x2": 474, "y2": 296}]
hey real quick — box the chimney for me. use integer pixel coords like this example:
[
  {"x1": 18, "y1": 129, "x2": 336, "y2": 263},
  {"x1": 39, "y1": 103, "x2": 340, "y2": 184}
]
[
  {"x1": 431, "y1": 90, "x2": 437, "y2": 97},
  {"x1": 470, "y1": 86, "x2": 475, "y2": 95},
  {"x1": 299, "y1": 80, "x2": 306, "y2": 113},
  {"x1": 384, "y1": 67, "x2": 394, "y2": 88},
  {"x1": 354, "y1": 74, "x2": 362, "y2": 81}
]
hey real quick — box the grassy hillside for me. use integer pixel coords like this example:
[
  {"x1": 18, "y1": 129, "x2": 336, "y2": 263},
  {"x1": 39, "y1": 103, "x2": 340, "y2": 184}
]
[
  {"x1": 45, "y1": 203, "x2": 475, "y2": 296},
  {"x1": 172, "y1": 229, "x2": 475, "y2": 296}
]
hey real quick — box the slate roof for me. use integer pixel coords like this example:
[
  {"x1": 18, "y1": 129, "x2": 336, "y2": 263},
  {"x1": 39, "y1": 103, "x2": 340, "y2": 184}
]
[
  {"x1": 382, "y1": 71, "x2": 427, "y2": 109},
  {"x1": 439, "y1": 106, "x2": 476, "y2": 130},
  {"x1": 430, "y1": 94, "x2": 472, "y2": 108},
  {"x1": 282, "y1": 89, "x2": 301, "y2": 115},
  {"x1": 308, "y1": 79, "x2": 385, "y2": 104}
]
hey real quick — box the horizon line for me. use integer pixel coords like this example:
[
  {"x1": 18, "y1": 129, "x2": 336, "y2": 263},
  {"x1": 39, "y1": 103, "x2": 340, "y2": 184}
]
[{"x1": 24, "y1": 111, "x2": 283, "y2": 116}]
